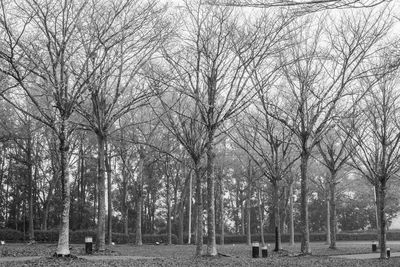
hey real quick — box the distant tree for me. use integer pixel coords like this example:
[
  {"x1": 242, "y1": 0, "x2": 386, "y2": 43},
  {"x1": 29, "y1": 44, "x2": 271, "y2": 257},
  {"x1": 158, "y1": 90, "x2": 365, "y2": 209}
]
[
  {"x1": 316, "y1": 125, "x2": 352, "y2": 249},
  {"x1": 263, "y1": 9, "x2": 392, "y2": 254},
  {"x1": 0, "y1": 0, "x2": 97, "y2": 255},
  {"x1": 348, "y1": 68, "x2": 400, "y2": 259},
  {"x1": 75, "y1": 0, "x2": 168, "y2": 251}
]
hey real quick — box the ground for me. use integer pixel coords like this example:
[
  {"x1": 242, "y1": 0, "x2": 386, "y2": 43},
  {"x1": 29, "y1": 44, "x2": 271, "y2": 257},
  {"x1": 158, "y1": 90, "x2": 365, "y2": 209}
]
[{"x1": 1, "y1": 241, "x2": 400, "y2": 266}]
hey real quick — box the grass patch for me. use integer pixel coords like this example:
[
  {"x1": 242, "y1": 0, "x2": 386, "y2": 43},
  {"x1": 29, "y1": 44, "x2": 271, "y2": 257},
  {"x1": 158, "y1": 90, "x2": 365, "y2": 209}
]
[{"x1": 1, "y1": 242, "x2": 400, "y2": 266}]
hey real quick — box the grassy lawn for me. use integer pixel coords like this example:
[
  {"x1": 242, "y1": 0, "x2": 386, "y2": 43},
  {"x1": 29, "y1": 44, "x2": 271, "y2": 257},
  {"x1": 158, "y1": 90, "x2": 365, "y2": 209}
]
[{"x1": 1, "y1": 242, "x2": 399, "y2": 266}]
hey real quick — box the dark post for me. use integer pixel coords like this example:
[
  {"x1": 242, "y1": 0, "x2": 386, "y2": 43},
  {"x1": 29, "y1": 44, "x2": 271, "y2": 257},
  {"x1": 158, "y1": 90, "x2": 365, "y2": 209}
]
[
  {"x1": 85, "y1": 236, "x2": 93, "y2": 254},
  {"x1": 261, "y1": 246, "x2": 268, "y2": 258},
  {"x1": 252, "y1": 242, "x2": 259, "y2": 258},
  {"x1": 387, "y1": 248, "x2": 390, "y2": 258},
  {"x1": 275, "y1": 227, "x2": 279, "y2": 251},
  {"x1": 372, "y1": 241, "x2": 377, "y2": 252}
]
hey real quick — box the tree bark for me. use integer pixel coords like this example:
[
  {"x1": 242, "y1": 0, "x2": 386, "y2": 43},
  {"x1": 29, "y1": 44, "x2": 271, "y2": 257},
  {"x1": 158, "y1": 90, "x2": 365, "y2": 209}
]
[
  {"x1": 220, "y1": 174, "x2": 224, "y2": 245},
  {"x1": 55, "y1": 125, "x2": 71, "y2": 256},
  {"x1": 300, "y1": 152, "x2": 311, "y2": 254},
  {"x1": 121, "y1": 158, "x2": 129, "y2": 235},
  {"x1": 273, "y1": 181, "x2": 281, "y2": 251},
  {"x1": 105, "y1": 139, "x2": 112, "y2": 245},
  {"x1": 241, "y1": 199, "x2": 245, "y2": 236},
  {"x1": 195, "y1": 163, "x2": 203, "y2": 256},
  {"x1": 329, "y1": 177, "x2": 337, "y2": 249},
  {"x1": 289, "y1": 184, "x2": 295, "y2": 246},
  {"x1": 166, "y1": 170, "x2": 172, "y2": 245},
  {"x1": 79, "y1": 141, "x2": 85, "y2": 229},
  {"x1": 96, "y1": 133, "x2": 106, "y2": 251},
  {"x1": 379, "y1": 181, "x2": 387, "y2": 259},
  {"x1": 374, "y1": 184, "x2": 381, "y2": 247},
  {"x1": 246, "y1": 184, "x2": 251, "y2": 246},
  {"x1": 188, "y1": 172, "x2": 192, "y2": 244},
  {"x1": 206, "y1": 130, "x2": 217, "y2": 256},
  {"x1": 27, "y1": 136, "x2": 35, "y2": 242},
  {"x1": 325, "y1": 195, "x2": 331, "y2": 245},
  {"x1": 136, "y1": 159, "x2": 144, "y2": 246},
  {"x1": 258, "y1": 189, "x2": 265, "y2": 247},
  {"x1": 178, "y1": 203, "x2": 184, "y2": 244}
]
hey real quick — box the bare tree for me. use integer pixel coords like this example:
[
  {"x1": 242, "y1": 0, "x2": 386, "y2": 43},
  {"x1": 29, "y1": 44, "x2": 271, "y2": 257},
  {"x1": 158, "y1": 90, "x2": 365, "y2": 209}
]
[
  {"x1": 316, "y1": 125, "x2": 352, "y2": 249},
  {"x1": 231, "y1": 110, "x2": 297, "y2": 251},
  {"x1": 158, "y1": 0, "x2": 294, "y2": 256},
  {"x1": 348, "y1": 68, "x2": 400, "y2": 259},
  {"x1": 263, "y1": 9, "x2": 392, "y2": 254},
  {"x1": 150, "y1": 67, "x2": 208, "y2": 255},
  {"x1": 206, "y1": 0, "x2": 390, "y2": 12},
  {"x1": 74, "y1": 0, "x2": 168, "y2": 251},
  {"x1": 0, "y1": 0, "x2": 97, "y2": 256}
]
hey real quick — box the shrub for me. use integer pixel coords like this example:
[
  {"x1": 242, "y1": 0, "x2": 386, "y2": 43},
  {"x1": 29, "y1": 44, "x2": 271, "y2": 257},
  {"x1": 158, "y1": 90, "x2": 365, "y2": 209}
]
[
  {"x1": 0, "y1": 229, "x2": 24, "y2": 242},
  {"x1": 34, "y1": 230, "x2": 59, "y2": 242}
]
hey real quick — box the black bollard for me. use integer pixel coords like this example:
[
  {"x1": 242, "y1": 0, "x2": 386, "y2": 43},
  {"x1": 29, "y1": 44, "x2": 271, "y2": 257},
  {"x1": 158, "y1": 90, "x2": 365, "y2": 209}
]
[
  {"x1": 372, "y1": 241, "x2": 377, "y2": 252},
  {"x1": 261, "y1": 246, "x2": 268, "y2": 258},
  {"x1": 85, "y1": 236, "x2": 93, "y2": 255},
  {"x1": 387, "y1": 248, "x2": 390, "y2": 258},
  {"x1": 252, "y1": 242, "x2": 260, "y2": 258}
]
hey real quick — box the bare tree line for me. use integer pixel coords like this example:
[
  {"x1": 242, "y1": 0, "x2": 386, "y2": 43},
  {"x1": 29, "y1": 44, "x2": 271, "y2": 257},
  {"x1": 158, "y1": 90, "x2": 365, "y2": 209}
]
[{"x1": 0, "y1": 0, "x2": 399, "y2": 260}]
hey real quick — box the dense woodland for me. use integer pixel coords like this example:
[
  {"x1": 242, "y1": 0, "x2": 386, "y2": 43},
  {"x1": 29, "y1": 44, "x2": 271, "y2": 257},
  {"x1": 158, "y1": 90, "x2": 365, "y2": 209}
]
[{"x1": 0, "y1": 0, "x2": 400, "y2": 260}]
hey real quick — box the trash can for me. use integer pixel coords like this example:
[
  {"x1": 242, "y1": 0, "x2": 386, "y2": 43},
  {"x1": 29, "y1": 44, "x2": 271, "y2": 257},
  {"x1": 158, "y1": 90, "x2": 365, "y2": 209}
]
[
  {"x1": 387, "y1": 248, "x2": 390, "y2": 258},
  {"x1": 261, "y1": 246, "x2": 268, "y2": 258},
  {"x1": 85, "y1": 236, "x2": 93, "y2": 254},
  {"x1": 252, "y1": 242, "x2": 259, "y2": 258},
  {"x1": 372, "y1": 241, "x2": 377, "y2": 252}
]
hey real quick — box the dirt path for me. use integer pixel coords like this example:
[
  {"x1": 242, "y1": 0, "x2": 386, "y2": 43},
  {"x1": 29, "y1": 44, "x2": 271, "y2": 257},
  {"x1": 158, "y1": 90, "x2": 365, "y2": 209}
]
[{"x1": 330, "y1": 252, "x2": 400, "y2": 259}]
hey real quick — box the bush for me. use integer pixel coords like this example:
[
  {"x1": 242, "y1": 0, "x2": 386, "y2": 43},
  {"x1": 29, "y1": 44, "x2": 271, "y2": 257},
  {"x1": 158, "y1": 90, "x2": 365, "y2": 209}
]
[
  {"x1": 2, "y1": 229, "x2": 395, "y2": 244},
  {"x1": 34, "y1": 230, "x2": 59, "y2": 242},
  {"x1": 0, "y1": 229, "x2": 24, "y2": 242}
]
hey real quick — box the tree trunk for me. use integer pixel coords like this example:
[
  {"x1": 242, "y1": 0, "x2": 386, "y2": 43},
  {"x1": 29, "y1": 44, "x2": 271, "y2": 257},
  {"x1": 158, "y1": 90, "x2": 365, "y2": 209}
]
[
  {"x1": 96, "y1": 133, "x2": 106, "y2": 251},
  {"x1": 136, "y1": 159, "x2": 144, "y2": 246},
  {"x1": 166, "y1": 171, "x2": 172, "y2": 245},
  {"x1": 329, "y1": 177, "x2": 337, "y2": 249},
  {"x1": 325, "y1": 195, "x2": 331, "y2": 245},
  {"x1": 188, "y1": 171, "x2": 192, "y2": 244},
  {"x1": 374, "y1": 184, "x2": 380, "y2": 247},
  {"x1": 79, "y1": 142, "x2": 85, "y2": 229},
  {"x1": 379, "y1": 181, "x2": 387, "y2": 259},
  {"x1": 27, "y1": 138, "x2": 35, "y2": 242},
  {"x1": 273, "y1": 181, "x2": 281, "y2": 251},
  {"x1": 220, "y1": 174, "x2": 224, "y2": 245},
  {"x1": 289, "y1": 184, "x2": 295, "y2": 246},
  {"x1": 121, "y1": 162, "x2": 129, "y2": 235},
  {"x1": 179, "y1": 204, "x2": 184, "y2": 244},
  {"x1": 105, "y1": 139, "x2": 112, "y2": 245},
  {"x1": 247, "y1": 160, "x2": 252, "y2": 246},
  {"x1": 300, "y1": 152, "x2": 311, "y2": 254},
  {"x1": 258, "y1": 189, "x2": 265, "y2": 247},
  {"x1": 195, "y1": 163, "x2": 203, "y2": 256},
  {"x1": 246, "y1": 184, "x2": 251, "y2": 246},
  {"x1": 55, "y1": 127, "x2": 71, "y2": 256},
  {"x1": 206, "y1": 131, "x2": 217, "y2": 256},
  {"x1": 241, "y1": 200, "x2": 245, "y2": 236}
]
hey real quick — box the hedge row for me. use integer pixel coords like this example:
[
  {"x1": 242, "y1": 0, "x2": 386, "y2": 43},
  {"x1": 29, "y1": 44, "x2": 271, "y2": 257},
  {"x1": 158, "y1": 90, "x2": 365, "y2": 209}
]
[
  {"x1": 0, "y1": 229, "x2": 177, "y2": 244},
  {"x1": 201, "y1": 232, "x2": 400, "y2": 244},
  {"x1": 2, "y1": 229, "x2": 400, "y2": 244}
]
